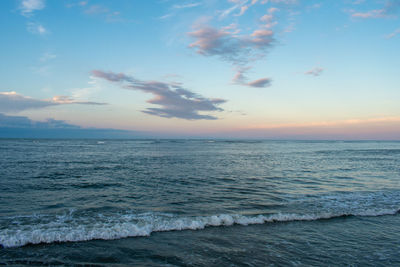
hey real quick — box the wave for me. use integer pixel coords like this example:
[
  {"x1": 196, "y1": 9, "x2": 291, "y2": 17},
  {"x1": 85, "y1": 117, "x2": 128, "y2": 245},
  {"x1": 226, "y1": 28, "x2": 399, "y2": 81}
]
[{"x1": 1, "y1": 209, "x2": 398, "y2": 248}]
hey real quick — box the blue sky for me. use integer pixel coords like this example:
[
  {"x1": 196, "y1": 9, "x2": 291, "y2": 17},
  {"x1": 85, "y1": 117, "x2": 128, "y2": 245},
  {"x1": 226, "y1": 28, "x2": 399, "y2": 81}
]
[{"x1": 0, "y1": 0, "x2": 399, "y2": 139}]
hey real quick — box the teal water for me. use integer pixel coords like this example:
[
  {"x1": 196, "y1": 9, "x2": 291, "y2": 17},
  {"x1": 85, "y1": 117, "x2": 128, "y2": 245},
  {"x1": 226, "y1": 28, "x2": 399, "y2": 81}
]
[{"x1": 1, "y1": 140, "x2": 399, "y2": 266}]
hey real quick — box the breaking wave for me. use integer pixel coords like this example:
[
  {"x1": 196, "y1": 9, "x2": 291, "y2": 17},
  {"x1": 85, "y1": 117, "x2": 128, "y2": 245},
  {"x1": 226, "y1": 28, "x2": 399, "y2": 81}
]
[{"x1": 1, "y1": 209, "x2": 398, "y2": 248}]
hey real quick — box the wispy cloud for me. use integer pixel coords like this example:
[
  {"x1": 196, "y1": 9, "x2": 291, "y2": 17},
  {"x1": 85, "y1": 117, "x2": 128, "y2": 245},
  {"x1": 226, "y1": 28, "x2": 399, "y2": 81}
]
[
  {"x1": 221, "y1": 0, "x2": 268, "y2": 18},
  {"x1": 91, "y1": 70, "x2": 226, "y2": 120},
  {"x1": 71, "y1": 76, "x2": 103, "y2": 100},
  {"x1": 261, "y1": 0, "x2": 298, "y2": 4},
  {"x1": 172, "y1": 2, "x2": 201, "y2": 9},
  {"x1": 351, "y1": 0, "x2": 400, "y2": 19},
  {"x1": 235, "y1": 5, "x2": 249, "y2": 16},
  {"x1": 305, "y1": 67, "x2": 324, "y2": 76},
  {"x1": 20, "y1": 0, "x2": 45, "y2": 16},
  {"x1": 159, "y1": 13, "x2": 174, "y2": 20},
  {"x1": 386, "y1": 28, "x2": 400, "y2": 38},
  {"x1": 67, "y1": 1, "x2": 122, "y2": 22},
  {"x1": 307, "y1": 3, "x2": 321, "y2": 11},
  {"x1": 51, "y1": 95, "x2": 105, "y2": 105},
  {"x1": 40, "y1": 52, "x2": 56, "y2": 62},
  {"x1": 66, "y1": 1, "x2": 88, "y2": 8},
  {"x1": 352, "y1": 0, "x2": 365, "y2": 4},
  {"x1": 19, "y1": 0, "x2": 48, "y2": 35},
  {"x1": 32, "y1": 52, "x2": 56, "y2": 76},
  {"x1": 351, "y1": 9, "x2": 386, "y2": 18},
  {"x1": 220, "y1": 0, "x2": 249, "y2": 19},
  {"x1": 27, "y1": 22, "x2": 48, "y2": 35},
  {"x1": 159, "y1": 1, "x2": 202, "y2": 20},
  {"x1": 84, "y1": 4, "x2": 109, "y2": 14},
  {"x1": 0, "y1": 91, "x2": 106, "y2": 113}
]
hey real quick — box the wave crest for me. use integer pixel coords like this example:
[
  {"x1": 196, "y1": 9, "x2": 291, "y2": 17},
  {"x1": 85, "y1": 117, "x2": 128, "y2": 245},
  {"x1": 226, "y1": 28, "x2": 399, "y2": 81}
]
[{"x1": 1, "y1": 209, "x2": 398, "y2": 248}]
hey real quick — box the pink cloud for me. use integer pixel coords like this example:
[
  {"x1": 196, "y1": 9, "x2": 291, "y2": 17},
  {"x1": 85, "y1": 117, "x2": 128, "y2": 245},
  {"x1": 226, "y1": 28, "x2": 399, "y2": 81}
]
[{"x1": 92, "y1": 70, "x2": 226, "y2": 120}]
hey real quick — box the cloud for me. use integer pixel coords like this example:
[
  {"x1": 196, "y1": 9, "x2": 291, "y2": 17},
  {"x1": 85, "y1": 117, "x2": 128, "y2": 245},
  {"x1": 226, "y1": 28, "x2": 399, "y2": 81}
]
[
  {"x1": 0, "y1": 113, "x2": 80, "y2": 129},
  {"x1": 91, "y1": 70, "x2": 226, "y2": 120},
  {"x1": 246, "y1": 78, "x2": 272, "y2": 87},
  {"x1": 159, "y1": 13, "x2": 174, "y2": 20},
  {"x1": 188, "y1": 22, "x2": 275, "y2": 62},
  {"x1": 0, "y1": 91, "x2": 106, "y2": 113},
  {"x1": 351, "y1": 9, "x2": 386, "y2": 18},
  {"x1": 188, "y1": 25, "x2": 244, "y2": 61},
  {"x1": 20, "y1": 0, "x2": 45, "y2": 15},
  {"x1": 79, "y1": 1, "x2": 88, "y2": 6},
  {"x1": 40, "y1": 52, "x2": 56, "y2": 62},
  {"x1": 84, "y1": 4, "x2": 109, "y2": 14},
  {"x1": 386, "y1": 28, "x2": 400, "y2": 38},
  {"x1": 172, "y1": 2, "x2": 201, "y2": 9},
  {"x1": 159, "y1": 2, "x2": 202, "y2": 20},
  {"x1": 71, "y1": 76, "x2": 103, "y2": 100},
  {"x1": 220, "y1": 0, "x2": 249, "y2": 19},
  {"x1": 0, "y1": 113, "x2": 146, "y2": 138},
  {"x1": 221, "y1": 0, "x2": 274, "y2": 19},
  {"x1": 188, "y1": 6, "x2": 279, "y2": 86},
  {"x1": 351, "y1": 0, "x2": 400, "y2": 19},
  {"x1": 66, "y1": 1, "x2": 88, "y2": 8},
  {"x1": 0, "y1": 91, "x2": 55, "y2": 112},
  {"x1": 305, "y1": 67, "x2": 324, "y2": 76},
  {"x1": 261, "y1": 0, "x2": 298, "y2": 4},
  {"x1": 51, "y1": 95, "x2": 106, "y2": 105},
  {"x1": 72, "y1": 3, "x2": 122, "y2": 22},
  {"x1": 233, "y1": 67, "x2": 271, "y2": 88},
  {"x1": 307, "y1": 3, "x2": 321, "y2": 10},
  {"x1": 27, "y1": 22, "x2": 48, "y2": 35},
  {"x1": 235, "y1": 5, "x2": 249, "y2": 16},
  {"x1": 19, "y1": 1, "x2": 48, "y2": 35}
]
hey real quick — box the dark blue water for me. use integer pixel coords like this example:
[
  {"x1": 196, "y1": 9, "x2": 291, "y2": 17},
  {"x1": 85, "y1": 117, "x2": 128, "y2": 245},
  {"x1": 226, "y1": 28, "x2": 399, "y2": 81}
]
[{"x1": 1, "y1": 139, "x2": 400, "y2": 266}]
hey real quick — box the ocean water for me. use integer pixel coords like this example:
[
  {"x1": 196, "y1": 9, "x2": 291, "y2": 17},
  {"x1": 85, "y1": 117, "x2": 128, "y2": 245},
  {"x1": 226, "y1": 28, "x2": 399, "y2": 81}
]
[{"x1": 0, "y1": 139, "x2": 399, "y2": 266}]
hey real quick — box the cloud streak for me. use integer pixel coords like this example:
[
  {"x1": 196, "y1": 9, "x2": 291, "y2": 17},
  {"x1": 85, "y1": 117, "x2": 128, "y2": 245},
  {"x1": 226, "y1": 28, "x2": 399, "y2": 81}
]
[
  {"x1": 0, "y1": 113, "x2": 145, "y2": 139},
  {"x1": 172, "y1": 2, "x2": 201, "y2": 9},
  {"x1": 305, "y1": 67, "x2": 324, "y2": 76},
  {"x1": 351, "y1": 0, "x2": 400, "y2": 19},
  {"x1": 386, "y1": 28, "x2": 400, "y2": 38},
  {"x1": 0, "y1": 113, "x2": 80, "y2": 129},
  {"x1": 0, "y1": 91, "x2": 106, "y2": 113},
  {"x1": 66, "y1": 2, "x2": 121, "y2": 22},
  {"x1": 91, "y1": 70, "x2": 226, "y2": 120}
]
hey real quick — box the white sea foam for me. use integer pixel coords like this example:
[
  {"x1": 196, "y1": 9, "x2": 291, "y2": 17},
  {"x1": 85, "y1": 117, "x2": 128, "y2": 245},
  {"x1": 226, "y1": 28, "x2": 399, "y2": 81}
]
[{"x1": 1, "y1": 209, "x2": 398, "y2": 248}]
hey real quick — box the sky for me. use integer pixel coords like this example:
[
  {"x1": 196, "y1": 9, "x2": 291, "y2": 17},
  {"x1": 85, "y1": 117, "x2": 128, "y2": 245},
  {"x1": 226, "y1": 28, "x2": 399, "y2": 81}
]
[{"x1": 0, "y1": 0, "x2": 399, "y2": 139}]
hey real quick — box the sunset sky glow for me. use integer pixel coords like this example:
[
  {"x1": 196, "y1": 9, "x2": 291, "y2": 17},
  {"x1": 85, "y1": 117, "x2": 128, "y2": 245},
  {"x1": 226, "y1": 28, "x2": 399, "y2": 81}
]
[{"x1": 0, "y1": 0, "x2": 399, "y2": 139}]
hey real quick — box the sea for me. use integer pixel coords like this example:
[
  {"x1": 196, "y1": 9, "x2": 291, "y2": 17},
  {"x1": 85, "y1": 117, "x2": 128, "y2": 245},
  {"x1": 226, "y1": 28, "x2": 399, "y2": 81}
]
[{"x1": 0, "y1": 139, "x2": 399, "y2": 266}]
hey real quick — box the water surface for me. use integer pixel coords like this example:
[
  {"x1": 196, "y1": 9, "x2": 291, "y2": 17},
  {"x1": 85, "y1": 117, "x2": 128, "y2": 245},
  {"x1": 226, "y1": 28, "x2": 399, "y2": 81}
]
[{"x1": 1, "y1": 139, "x2": 399, "y2": 266}]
